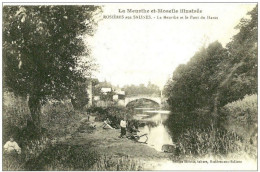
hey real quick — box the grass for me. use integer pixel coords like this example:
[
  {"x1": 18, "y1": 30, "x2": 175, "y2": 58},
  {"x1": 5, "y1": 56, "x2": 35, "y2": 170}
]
[
  {"x1": 91, "y1": 155, "x2": 144, "y2": 171},
  {"x1": 3, "y1": 92, "x2": 94, "y2": 170},
  {"x1": 3, "y1": 92, "x2": 148, "y2": 171},
  {"x1": 24, "y1": 144, "x2": 99, "y2": 170},
  {"x1": 3, "y1": 144, "x2": 144, "y2": 171},
  {"x1": 171, "y1": 126, "x2": 257, "y2": 161},
  {"x1": 3, "y1": 154, "x2": 24, "y2": 171}
]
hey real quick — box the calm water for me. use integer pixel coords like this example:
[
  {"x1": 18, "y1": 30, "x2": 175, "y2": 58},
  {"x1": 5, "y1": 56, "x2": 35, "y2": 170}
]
[{"x1": 133, "y1": 108, "x2": 173, "y2": 152}]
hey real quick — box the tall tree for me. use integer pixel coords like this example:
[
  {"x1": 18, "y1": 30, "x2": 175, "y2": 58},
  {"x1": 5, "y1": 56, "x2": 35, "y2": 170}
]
[
  {"x1": 218, "y1": 5, "x2": 258, "y2": 107},
  {"x1": 3, "y1": 6, "x2": 101, "y2": 129},
  {"x1": 164, "y1": 5, "x2": 257, "y2": 134}
]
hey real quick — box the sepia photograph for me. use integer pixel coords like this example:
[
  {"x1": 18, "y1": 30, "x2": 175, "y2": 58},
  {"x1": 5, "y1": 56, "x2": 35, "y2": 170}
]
[{"x1": 2, "y1": 1, "x2": 258, "y2": 171}]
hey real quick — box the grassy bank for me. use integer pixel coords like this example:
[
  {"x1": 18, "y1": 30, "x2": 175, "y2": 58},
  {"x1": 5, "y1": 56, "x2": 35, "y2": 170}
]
[
  {"x1": 3, "y1": 93, "x2": 164, "y2": 170},
  {"x1": 170, "y1": 127, "x2": 256, "y2": 161}
]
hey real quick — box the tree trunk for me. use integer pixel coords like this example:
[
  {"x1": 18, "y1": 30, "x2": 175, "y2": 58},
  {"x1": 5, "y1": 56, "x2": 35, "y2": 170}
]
[
  {"x1": 71, "y1": 97, "x2": 80, "y2": 110},
  {"x1": 28, "y1": 94, "x2": 41, "y2": 132}
]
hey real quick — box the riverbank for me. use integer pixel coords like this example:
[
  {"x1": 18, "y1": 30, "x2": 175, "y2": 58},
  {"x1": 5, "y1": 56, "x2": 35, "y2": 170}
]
[
  {"x1": 60, "y1": 120, "x2": 171, "y2": 170},
  {"x1": 68, "y1": 122, "x2": 168, "y2": 158},
  {"x1": 3, "y1": 98, "x2": 173, "y2": 170},
  {"x1": 4, "y1": 101, "x2": 256, "y2": 170},
  {"x1": 38, "y1": 117, "x2": 257, "y2": 171},
  {"x1": 6, "y1": 114, "x2": 172, "y2": 171}
]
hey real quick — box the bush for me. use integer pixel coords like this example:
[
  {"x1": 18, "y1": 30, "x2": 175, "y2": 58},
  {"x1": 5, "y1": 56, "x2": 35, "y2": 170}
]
[
  {"x1": 220, "y1": 94, "x2": 257, "y2": 145},
  {"x1": 22, "y1": 136, "x2": 53, "y2": 162},
  {"x1": 42, "y1": 100, "x2": 75, "y2": 123},
  {"x1": 3, "y1": 92, "x2": 78, "y2": 142},
  {"x1": 41, "y1": 100, "x2": 85, "y2": 138},
  {"x1": 86, "y1": 106, "x2": 134, "y2": 128},
  {"x1": 3, "y1": 92, "x2": 30, "y2": 144}
]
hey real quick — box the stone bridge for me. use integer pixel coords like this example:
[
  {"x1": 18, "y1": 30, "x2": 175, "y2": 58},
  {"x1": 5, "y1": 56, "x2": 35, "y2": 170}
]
[{"x1": 124, "y1": 95, "x2": 162, "y2": 107}]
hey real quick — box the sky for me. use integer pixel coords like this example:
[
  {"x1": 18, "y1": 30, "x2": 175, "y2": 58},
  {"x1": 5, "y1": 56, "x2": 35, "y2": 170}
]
[{"x1": 86, "y1": 3, "x2": 256, "y2": 89}]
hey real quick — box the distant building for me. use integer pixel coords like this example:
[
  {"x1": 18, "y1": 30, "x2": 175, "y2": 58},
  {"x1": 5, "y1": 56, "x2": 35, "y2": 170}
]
[
  {"x1": 113, "y1": 90, "x2": 125, "y2": 106},
  {"x1": 115, "y1": 90, "x2": 125, "y2": 95},
  {"x1": 113, "y1": 90, "x2": 125, "y2": 100},
  {"x1": 101, "y1": 88, "x2": 112, "y2": 94}
]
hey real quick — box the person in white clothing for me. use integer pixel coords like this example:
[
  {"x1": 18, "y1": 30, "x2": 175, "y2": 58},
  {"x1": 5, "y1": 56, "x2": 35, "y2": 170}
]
[
  {"x1": 120, "y1": 118, "x2": 127, "y2": 138},
  {"x1": 4, "y1": 137, "x2": 21, "y2": 155}
]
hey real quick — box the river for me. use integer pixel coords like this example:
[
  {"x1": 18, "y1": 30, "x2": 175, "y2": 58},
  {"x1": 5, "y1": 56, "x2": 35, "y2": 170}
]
[
  {"x1": 133, "y1": 108, "x2": 173, "y2": 152},
  {"x1": 132, "y1": 108, "x2": 256, "y2": 170}
]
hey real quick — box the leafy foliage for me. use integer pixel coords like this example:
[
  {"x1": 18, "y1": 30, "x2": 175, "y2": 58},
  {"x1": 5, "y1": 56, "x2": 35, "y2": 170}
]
[
  {"x1": 70, "y1": 81, "x2": 89, "y2": 110},
  {"x1": 3, "y1": 6, "x2": 100, "y2": 100},
  {"x1": 165, "y1": 42, "x2": 227, "y2": 114},
  {"x1": 164, "y1": 6, "x2": 257, "y2": 128},
  {"x1": 164, "y1": 6, "x2": 257, "y2": 158},
  {"x1": 220, "y1": 94, "x2": 257, "y2": 145},
  {"x1": 218, "y1": 6, "x2": 257, "y2": 107},
  {"x1": 86, "y1": 106, "x2": 134, "y2": 128},
  {"x1": 3, "y1": 6, "x2": 101, "y2": 127}
]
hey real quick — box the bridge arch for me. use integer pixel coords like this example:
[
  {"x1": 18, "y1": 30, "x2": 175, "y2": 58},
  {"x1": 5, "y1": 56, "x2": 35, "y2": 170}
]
[
  {"x1": 125, "y1": 96, "x2": 161, "y2": 107},
  {"x1": 126, "y1": 98, "x2": 160, "y2": 107}
]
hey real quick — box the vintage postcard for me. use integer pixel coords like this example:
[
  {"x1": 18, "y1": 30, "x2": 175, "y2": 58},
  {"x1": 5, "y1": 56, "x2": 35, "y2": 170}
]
[{"x1": 2, "y1": 1, "x2": 258, "y2": 171}]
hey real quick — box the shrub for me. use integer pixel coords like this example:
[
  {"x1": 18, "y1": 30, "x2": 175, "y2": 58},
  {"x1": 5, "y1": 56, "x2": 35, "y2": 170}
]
[
  {"x1": 3, "y1": 92, "x2": 78, "y2": 142},
  {"x1": 220, "y1": 94, "x2": 257, "y2": 145},
  {"x1": 22, "y1": 136, "x2": 53, "y2": 162},
  {"x1": 86, "y1": 106, "x2": 134, "y2": 128},
  {"x1": 41, "y1": 100, "x2": 85, "y2": 138},
  {"x1": 3, "y1": 92, "x2": 30, "y2": 143},
  {"x1": 42, "y1": 100, "x2": 75, "y2": 123}
]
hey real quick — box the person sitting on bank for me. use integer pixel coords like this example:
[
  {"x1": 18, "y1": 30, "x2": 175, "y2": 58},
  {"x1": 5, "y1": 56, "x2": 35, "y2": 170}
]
[
  {"x1": 128, "y1": 125, "x2": 140, "y2": 141},
  {"x1": 102, "y1": 118, "x2": 114, "y2": 129},
  {"x1": 119, "y1": 117, "x2": 127, "y2": 138},
  {"x1": 4, "y1": 137, "x2": 21, "y2": 155}
]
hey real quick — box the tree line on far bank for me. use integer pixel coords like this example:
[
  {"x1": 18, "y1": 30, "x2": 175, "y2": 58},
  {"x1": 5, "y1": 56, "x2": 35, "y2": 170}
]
[{"x1": 122, "y1": 82, "x2": 161, "y2": 96}]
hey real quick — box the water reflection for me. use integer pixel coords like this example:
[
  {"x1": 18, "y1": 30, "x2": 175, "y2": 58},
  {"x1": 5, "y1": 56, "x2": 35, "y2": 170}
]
[{"x1": 134, "y1": 109, "x2": 173, "y2": 152}]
